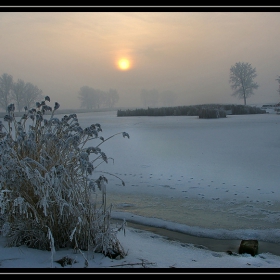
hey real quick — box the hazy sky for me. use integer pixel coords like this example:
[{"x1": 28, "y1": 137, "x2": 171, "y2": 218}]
[{"x1": 1, "y1": 10, "x2": 280, "y2": 109}]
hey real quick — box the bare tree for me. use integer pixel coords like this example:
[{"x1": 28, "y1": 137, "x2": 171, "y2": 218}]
[
  {"x1": 78, "y1": 86, "x2": 93, "y2": 110},
  {"x1": 106, "y1": 89, "x2": 119, "y2": 108},
  {"x1": 22, "y1": 82, "x2": 43, "y2": 109},
  {"x1": 229, "y1": 62, "x2": 259, "y2": 105},
  {"x1": 0, "y1": 73, "x2": 13, "y2": 111},
  {"x1": 78, "y1": 86, "x2": 102, "y2": 110},
  {"x1": 78, "y1": 86, "x2": 119, "y2": 110},
  {"x1": 12, "y1": 79, "x2": 26, "y2": 112}
]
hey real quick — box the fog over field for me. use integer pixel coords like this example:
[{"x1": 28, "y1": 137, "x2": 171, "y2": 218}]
[{"x1": 1, "y1": 9, "x2": 280, "y2": 109}]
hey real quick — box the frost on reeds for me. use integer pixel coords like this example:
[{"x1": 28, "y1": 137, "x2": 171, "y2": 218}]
[{"x1": 0, "y1": 97, "x2": 129, "y2": 259}]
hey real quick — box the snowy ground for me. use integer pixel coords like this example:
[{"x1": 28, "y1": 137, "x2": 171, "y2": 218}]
[
  {"x1": 77, "y1": 111, "x2": 280, "y2": 236},
  {"x1": 1, "y1": 109, "x2": 280, "y2": 271},
  {"x1": 1, "y1": 220, "x2": 280, "y2": 271}
]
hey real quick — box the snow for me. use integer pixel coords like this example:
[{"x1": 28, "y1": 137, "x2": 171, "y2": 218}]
[{"x1": 1, "y1": 110, "x2": 280, "y2": 272}]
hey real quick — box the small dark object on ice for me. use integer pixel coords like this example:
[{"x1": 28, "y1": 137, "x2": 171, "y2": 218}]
[
  {"x1": 239, "y1": 240, "x2": 258, "y2": 256},
  {"x1": 55, "y1": 256, "x2": 77, "y2": 267},
  {"x1": 105, "y1": 248, "x2": 124, "y2": 259}
]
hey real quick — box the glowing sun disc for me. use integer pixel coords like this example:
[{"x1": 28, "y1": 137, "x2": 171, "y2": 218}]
[{"x1": 118, "y1": 58, "x2": 131, "y2": 71}]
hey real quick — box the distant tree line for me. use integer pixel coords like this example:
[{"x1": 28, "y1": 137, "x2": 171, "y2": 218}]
[
  {"x1": 0, "y1": 73, "x2": 43, "y2": 112},
  {"x1": 139, "y1": 62, "x2": 261, "y2": 108},
  {"x1": 78, "y1": 86, "x2": 119, "y2": 110},
  {"x1": 3, "y1": 60, "x2": 279, "y2": 113},
  {"x1": 140, "y1": 61, "x2": 280, "y2": 108},
  {"x1": 117, "y1": 104, "x2": 266, "y2": 118}
]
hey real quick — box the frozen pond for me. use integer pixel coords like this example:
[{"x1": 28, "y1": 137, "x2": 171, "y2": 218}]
[{"x1": 74, "y1": 110, "x2": 280, "y2": 237}]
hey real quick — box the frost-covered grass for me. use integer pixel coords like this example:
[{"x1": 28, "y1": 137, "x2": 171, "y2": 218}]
[{"x1": 0, "y1": 97, "x2": 129, "y2": 260}]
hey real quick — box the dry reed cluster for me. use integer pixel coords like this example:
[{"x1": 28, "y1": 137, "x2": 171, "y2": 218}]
[{"x1": 0, "y1": 96, "x2": 129, "y2": 259}]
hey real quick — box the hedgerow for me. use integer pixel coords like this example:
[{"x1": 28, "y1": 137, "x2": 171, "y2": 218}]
[{"x1": 117, "y1": 104, "x2": 266, "y2": 117}]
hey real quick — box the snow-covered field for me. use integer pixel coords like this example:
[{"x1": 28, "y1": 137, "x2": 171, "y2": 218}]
[
  {"x1": 2, "y1": 109, "x2": 280, "y2": 270},
  {"x1": 71, "y1": 110, "x2": 280, "y2": 245}
]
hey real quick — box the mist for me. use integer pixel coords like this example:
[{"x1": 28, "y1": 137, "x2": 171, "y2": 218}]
[{"x1": 1, "y1": 10, "x2": 280, "y2": 109}]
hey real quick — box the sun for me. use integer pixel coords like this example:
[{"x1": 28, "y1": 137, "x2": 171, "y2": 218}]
[{"x1": 117, "y1": 58, "x2": 131, "y2": 71}]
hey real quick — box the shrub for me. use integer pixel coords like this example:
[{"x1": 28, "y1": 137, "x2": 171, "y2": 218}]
[{"x1": 0, "y1": 97, "x2": 129, "y2": 259}]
